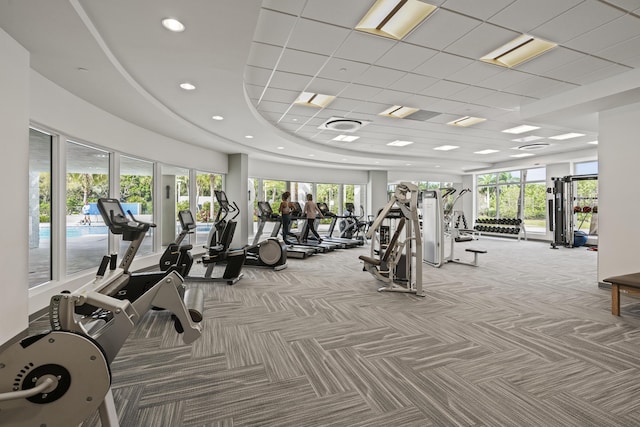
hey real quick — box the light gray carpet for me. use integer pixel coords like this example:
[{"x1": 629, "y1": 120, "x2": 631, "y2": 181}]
[{"x1": 60, "y1": 238, "x2": 640, "y2": 425}]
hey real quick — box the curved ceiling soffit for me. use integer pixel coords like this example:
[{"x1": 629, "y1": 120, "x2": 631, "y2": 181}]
[{"x1": 69, "y1": 0, "x2": 265, "y2": 156}]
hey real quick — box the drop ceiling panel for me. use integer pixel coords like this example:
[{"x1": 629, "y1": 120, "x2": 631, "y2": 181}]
[
  {"x1": 339, "y1": 83, "x2": 383, "y2": 101},
  {"x1": 261, "y1": 87, "x2": 298, "y2": 103},
  {"x1": 370, "y1": 89, "x2": 414, "y2": 105},
  {"x1": 244, "y1": 66, "x2": 272, "y2": 87},
  {"x1": 488, "y1": 0, "x2": 583, "y2": 33},
  {"x1": 402, "y1": 94, "x2": 446, "y2": 110},
  {"x1": 596, "y1": 35, "x2": 640, "y2": 66},
  {"x1": 268, "y1": 71, "x2": 312, "y2": 91},
  {"x1": 422, "y1": 80, "x2": 468, "y2": 98},
  {"x1": 253, "y1": 9, "x2": 297, "y2": 46},
  {"x1": 376, "y1": 43, "x2": 438, "y2": 72},
  {"x1": 571, "y1": 62, "x2": 632, "y2": 85},
  {"x1": 246, "y1": 42, "x2": 283, "y2": 69},
  {"x1": 287, "y1": 18, "x2": 351, "y2": 55},
  {"x1": 404, "y1": 8, "x2": 482, "y2": 51},
  {"x1": 389, "y1": 73, "x2": 438, "y2": 93},
  {"x1": 443, "y1": 22, "x2": 519, "y2": 59},
  {"x1": 448, "y1": 86, "x2": 498, "y2": 103},
  {"x1": 333, "y1": 31, "x2": 395, "y2": 64},
  {"x1": 441, "y1": 0, "x2": 517, "y2": 20},
  {"x1": 478, "y1": 69, "x2": 532, "y2": 91},
  {"x1": 261, "y1": 0, "x2": 305, "y2": 15},
  {"x1": 316, "y1": 58, "x2": 371, "y2": 82},
  {"x1": 532, "y1": 1, "x2": 625, "y2": 44},
  {"x1": 352, "y1": 65, "x2": 407, "y2": 87},
  {"x1": 413, "y1": 52, "x2": 474, "y2": 79},
  {"x1": 447, "y1": 62, "x2": 505, "y2": 85},
  {"x1": 515, "y1": 47, "x2": 584, "y2": 75},
  {"x1": 543, "y1": 55, "x2": 622, "y2": 83},
  {"x1": 564, "y1": 14, "x2": 640, "y2": 55},
  {"x1": 305, "y1": 77, "x2": 350, "y2": 96},
  {"x1": 277, "y1": 48, "x2": 328, "y2": 75},
  {"x1": 301, "y1": 0, "x2": 371, "y2": 28},
  {"x1": 477, "y1": 91, "x2": 532, "y2": 110},
  {"x1": 604, "y1": 0, "x2": 640, "y2": 11},
  {"x1": 256, "y1": 100, "x2": 291, "y2": 114},
  {"x1": 504, "y1": 76, "x2": 578, "y2": 99}
]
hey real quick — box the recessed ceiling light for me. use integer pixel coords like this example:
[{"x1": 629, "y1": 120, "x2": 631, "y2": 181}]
[
  {"x1": 179, "y1": 82, "x2": 196, "y2": 91},
  {"x1": 211, "y1": 115, "x2": 224, "y2": 121},
  {"x1": 481, "y1": 34, "x2": 556, "y2": 68},
  {"x1": 309, "y1": 154, "x2": 315, "y2": 157},
  {"x1": 549, "y1": 133, "x2": 585, "y2": 140},
  {"x1": 162, "y1": 18, "x2": 185, "y2": 32},
  {"x1": 375, "y1": 161, "x2": 380, "y2": 164},
  {"x1": 510, "y1": 153, "x2": 535, "y2": 158},
  {"x1": 245, "y1": 135, "x2": 254, "y2": 139},
  {"x1": 434, "y1": 165, "x2": 440, "y2": 168},
  {"x1": 447, "y1": 116, "x2": 487, "y2": 127},
  {"x1": 379, "y1": 105, "x2": 420, "y2": 119},
  {"x1": 502, "y1": 125, "x2": 540, "y2": 134},
  {"x1": 475, "y1": 149, "x2": 500, "y2": 155},
  {"x1": 511, "y1": 135, "x2": 544, "y2": 143},
  {"x1": 387, "y1": 140, "x2": 414, "y2": 147},
  {"x1": 333, "y1": 135, "x2": 360, "y2": 142},
  {"x1": 587, "y1": 140, "x2": 598, "y2": 145},
  {"x1": 356, "y1": 0, "x2": 437, "y2": 40},
  {"x1": 433, "y1": 145, "x2": 459, "y2": 151},
  {"x1": 294, "y1": 91, "x2": 335, "y2": 108},
  {"x1": 276, "y1": 146, "x2": 284, "y2": 150},
  {"x1": 406, "y1": 164, "x2": 412, "y2": 166},
  {"x1": 342, "y1": 159, "x2": 347, "y2": 161}
]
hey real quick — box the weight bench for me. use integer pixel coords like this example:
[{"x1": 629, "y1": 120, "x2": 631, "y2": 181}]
[
  {"x1": 603, "y1": 272, "x2": 640, "y2": 316},
  {"x1": 449, "y1": 248, "x2": 486, "y2": 267}
]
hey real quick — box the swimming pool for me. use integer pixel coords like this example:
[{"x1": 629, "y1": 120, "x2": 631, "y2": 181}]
[{"x1": 38, "y1": 225, "x2": 109, "y2": 239}]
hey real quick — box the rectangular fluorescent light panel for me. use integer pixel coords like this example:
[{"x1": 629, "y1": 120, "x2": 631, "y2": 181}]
[
  {"x1": 548, "y1": 133, "x2": 585, "y2": 140},
  {"x1": 379, "y1": 105, "x2": 420, "y2": 119},
  {"x1": 387, "y1": 140, "x2": 414, "y2": 147},
  {"x1": 433, "y1": 145, "x2": 459, "y2": 151},
  {"x1": 511, "y1": 135, "x2": 544, "y2": 143},
  {"x1": 333, "y1": 135, "x2": 360, "y2": 142},
  {"x1": 587, "y1": 140, "x2": 598, "y2": 145},
  {"x1": 447, "y1": 116, "x2": 487, "y2": 127},
  {"x1": 510, "y1": 153, "x2": 534, "y2": 158},
  {"x1": 294, "y1": 91, "x2": 336, "y2": 108},
  {"x1": 356, "y1": 0, "x2": 437, "y2": 40},
  {"x1": 502, "y1": 125, "x2": 540, "y2": 134},
  {"x1": 481, "y1": 34, "x2": 557, "y2": 68},
  {"x1": 474, "y1": 149, "x2": 499, "y2": 155}
]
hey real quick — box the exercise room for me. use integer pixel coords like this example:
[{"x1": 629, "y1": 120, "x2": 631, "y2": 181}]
[{"x1": 2, "y1": 1, "x2": 640, "y2": 426}]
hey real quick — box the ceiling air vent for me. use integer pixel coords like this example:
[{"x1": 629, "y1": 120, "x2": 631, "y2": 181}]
[{"x1": 318, "y1": 117, "x2": 370, "y2": 133}]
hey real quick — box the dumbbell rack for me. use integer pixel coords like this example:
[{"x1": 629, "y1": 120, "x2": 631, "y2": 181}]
[{"x1": 474, "y1": 218, "x2": 527, "y2": 241}]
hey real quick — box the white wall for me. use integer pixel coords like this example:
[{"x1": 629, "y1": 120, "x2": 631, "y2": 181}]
[
  {"x1": 30, "y1": 71, "x2": 228, "y2": 174},
  {"x1": 598, "y1": 102, "x2": 640, "y2": 281},
  {"x1": 0, "y1": 28, "x2": 30, "y2": 345},
  {"x1": 248, "y1": 159, "x2": 369, "y2": 184}
]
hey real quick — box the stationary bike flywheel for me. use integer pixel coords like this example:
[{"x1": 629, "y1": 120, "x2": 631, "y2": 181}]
[{"x1": 0, "y1": 330, "x2": 111, "y2": 427}]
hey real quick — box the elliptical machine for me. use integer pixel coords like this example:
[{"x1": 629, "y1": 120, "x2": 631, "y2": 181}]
[
  {"x1": 157, "y1": 209, "x2": 195, "y2": 277},
  {"x1": 0, "y1": 197, "x2": 204, "y2": 427}
]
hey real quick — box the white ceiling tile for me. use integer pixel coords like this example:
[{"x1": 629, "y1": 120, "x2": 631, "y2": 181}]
[
  {"x1": 422, "y1": 80, "x2": 468, "y2": 98},
  {"x1": 478, "y1": 69, "x2": 531, "y2": 91},
  {"x1": 339, "y1": 83, "x2": 383, "y2": 101},
  {"x1": 571, "y1": 62, "x2": 632, "y2": 85},
  {"x1": 352, "y1": 65, "x2": 407, "y2": 88},
  {"x1": 405, "y1": 9, "x2": 482, "y2": 51},
  {"x1": 245, "y1": 84, "x2": 263, "y2": 100},
  {"x1": 326, "y1": 97, "x2": 363, "y2": 112},
  {"x1": 489, "y1": 0, "x2": 583, "y2": 33},
  {"x1": 257, "y1": 100, "x2": 290, "y2": 114},
  {"x1": 388, "y1": 73, "x2": 439, "y2": 93},
  {"x1": 565, "y1": 14, "x2": 640, "y2": 55},
  {"x1": 596, "y1": 35, "x2": 640, "y2": 66},
  {"x1": 243, "y1": 66, "x2": 271, "y2": 87},
  {"x1": 334, "y1": 31, "x2": 395, "y2": 64},
  {"x1": 277, "y1": 48, "x2": 328, "y2": 75},
  {"x1": 542, "y1": 55, "x2": 620, "y2": 83},
  {"x1": 603, "y1": 0, "x2": 640, "y2": 12},
  {"x1": 316, "y1": 58, "x2": 371, "y2": 82},
  {"x1": 503, "y1": 76, "x2": 578, "y2": 98},
  {"x1": 477, "y1": 91, "x2": 533, "y2": 110},
  {"x1": 413, "y1": 52, "x2": 474, "y2": 79},
  {"x1": 448, "y1": 86, "x2": 497, "y2": 103},
  {"x1": 376, "y1": 43, "x2": 438, "y2": 72},
  {"x1": 516, "y1": 47, "x2": 584, "y2": 75},
  {"x1": 444, "y1": 23, "x2": 520, "y2": 59},
  {"x1": 401, "y1": 94, "x2": 446, "y2": 110},
  {"x1": 246, "y1": 42, "x2": 282, "y2": 69},
  {"x1": 268, "y1": 71, "x2": 312, "y2": 91},
  {"x1": 261, "y1": 0, "x2": 305, "y2": 15},
  {"x1": 253, "y1": 9, "x2": 297, "y2": 47},
  {"x1": 370, "y1": 89, "x2": 414, "y2": 105},
  {"x1": 287, "y1": 19, "x2": 351, "y2": 56},
  {"x1": 533, "y1": 1, "x2": 625, "y2": 44},
  {"x1": 301, "y1": 0, "x2": 372, "y2": 28},
  {"x1": 447, "y1": 61, "x2": 505, "y2": 85},
  {"x1": 441, "y1": 0, "x2": 517, "y2": 20},
  {"x1": 305, "y1": 78, "x2": 350, "y2": 95}
]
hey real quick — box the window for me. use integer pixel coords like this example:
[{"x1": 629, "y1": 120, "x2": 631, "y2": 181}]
[
  {"x1": 162, "y1": 165, "x2": 190, "y2": 244},
  {"x1": 575, "y1": 161, "x2": 598, "y2": 175},
  {"x1": 195, "y1": 171, "x2": 222, "y2": 245},
  {"x1": 120, "y1": 156, "x2": 154, "y2": 257},
  {"x1": 28, "y1": 129, "x2": 52, "y2": 287},
  {"x1": 66, "y1": 141, "x2": 110, "y2": 275},
  {"x1": 523, "y1": 168, "x2": 546, "y2": 233}
]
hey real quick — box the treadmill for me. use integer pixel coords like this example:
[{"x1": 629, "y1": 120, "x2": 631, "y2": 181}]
[
  {"x1": 255, "y1": 201, "x2": 317, "y2": 259},
  {"x1": 291, "y1": 201, "x2": 342, "y2": 251},
  {"x1": 316, "y1": 202, "x2": 363, "y2": 248}
]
